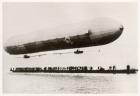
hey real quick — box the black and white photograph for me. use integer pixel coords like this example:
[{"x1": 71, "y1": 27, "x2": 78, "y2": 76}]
[{"x1": 2, "y1": 1, "x2": 138, "y2": 94}]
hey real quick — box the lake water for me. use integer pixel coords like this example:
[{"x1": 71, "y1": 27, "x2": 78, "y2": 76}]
[{"x1": 3, "y1": 73, "x2": 138, "y2": 94}]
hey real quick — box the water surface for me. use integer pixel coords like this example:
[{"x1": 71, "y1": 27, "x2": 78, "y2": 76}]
[{"x1": 4, "y1": 73, "x2": 137, "y2": 94}]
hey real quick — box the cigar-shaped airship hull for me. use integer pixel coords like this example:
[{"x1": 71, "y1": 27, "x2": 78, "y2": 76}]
[{"x1": 4, "y1": 18, "x2": 123, "y2": 55}]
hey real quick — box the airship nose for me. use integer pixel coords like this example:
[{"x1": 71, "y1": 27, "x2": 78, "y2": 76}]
[
  {"x1": 89, "y1": 23, "x2": 124, "y2": 46},
  {"x1": 119, "y1": 25, "x2": 124, "y2": 31},
  {"x1": 109, "y1": 24, "x2": 123, "y2": 43},
  {"x1": 117, "y1": 25, "x2": 123, "y2": 37}
]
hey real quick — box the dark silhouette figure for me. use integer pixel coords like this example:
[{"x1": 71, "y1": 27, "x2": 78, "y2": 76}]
[
  {"x1": 113, "y1": 66, "x2": 116, "y2": 70},
  {"x1": 127, "y1": 65, "x2": 130, "y2": 73},
  {"x1": 109, "y1": 66, "x2": 112, "y2": 70}
]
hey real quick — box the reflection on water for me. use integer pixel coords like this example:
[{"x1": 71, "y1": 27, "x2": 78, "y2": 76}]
[{"x1": 4, "y1": 73, "x2": 137, "y2": 93}]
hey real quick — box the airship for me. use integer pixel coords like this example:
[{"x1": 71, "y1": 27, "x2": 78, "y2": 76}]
[{"x1": 4, "y1": 18, "x2": 123, "y2": 57}]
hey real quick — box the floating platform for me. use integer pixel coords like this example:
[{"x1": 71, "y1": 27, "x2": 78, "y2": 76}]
[{"x1": 10, "y1": 65, "x2": 138, "y2": 74}]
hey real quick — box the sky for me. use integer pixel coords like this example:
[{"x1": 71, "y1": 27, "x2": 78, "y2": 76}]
[{"x1": 3, "y1": 2, "x2": 137, "y2": 71}]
